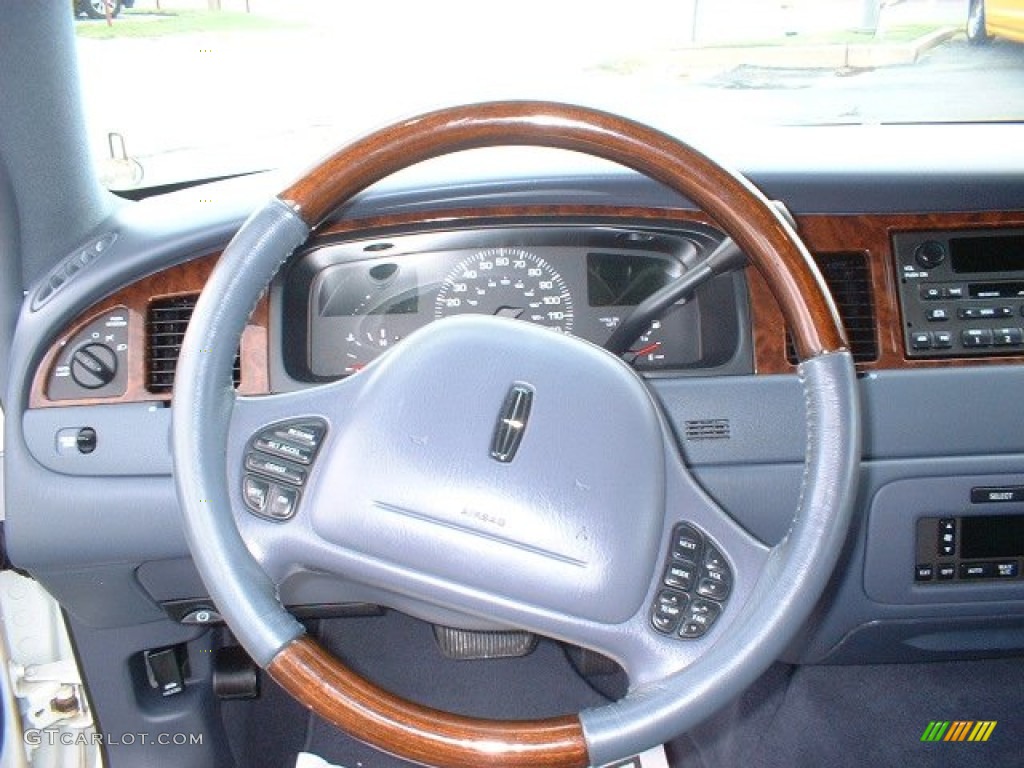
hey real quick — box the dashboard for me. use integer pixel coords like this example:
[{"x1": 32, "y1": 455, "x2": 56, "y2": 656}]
[{"x1": 11, "y1": 143, "x2": 1024, "y2": 673}]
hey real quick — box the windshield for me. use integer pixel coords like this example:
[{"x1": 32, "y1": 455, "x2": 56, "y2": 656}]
[{"x1": 74, "y1": 0, "x2": 1024, "y2": 190}]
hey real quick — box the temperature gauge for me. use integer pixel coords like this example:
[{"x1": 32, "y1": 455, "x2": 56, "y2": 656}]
[{"x1": 339, "y1": 324, "x2": 403, "y2": 374}]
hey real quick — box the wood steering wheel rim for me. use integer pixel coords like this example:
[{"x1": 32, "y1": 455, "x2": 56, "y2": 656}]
[{"x1": 179, "y1": 101, "x2": 852, "y2": 768}]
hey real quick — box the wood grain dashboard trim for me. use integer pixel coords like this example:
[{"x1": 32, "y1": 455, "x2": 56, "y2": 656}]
[
  {"x1": 29, "y1": 253, "x2": 269, "y2": 409},
  {"x1": 28, "y1": 206, "x2": 1024, "y2": 408}
]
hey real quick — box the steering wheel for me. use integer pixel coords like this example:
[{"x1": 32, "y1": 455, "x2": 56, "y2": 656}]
[{"x1": 171, "y1": 102, "x2": 859, "y2": 768}]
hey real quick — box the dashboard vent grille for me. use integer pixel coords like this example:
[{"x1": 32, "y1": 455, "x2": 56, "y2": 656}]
[
  {"x1": 147, "y1": 295, "x2": 241, "y2": 393},
  {"x1": 786, "y1": 252, "x2": 878, "y2": 364}
]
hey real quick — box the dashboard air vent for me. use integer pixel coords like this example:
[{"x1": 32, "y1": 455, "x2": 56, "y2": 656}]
[
  {"x1": 786, "y1": 252, "x2": 878, "y2": 364},
  {"x1": 147, "y1": 295, "x2": 241, "y2": 393}
]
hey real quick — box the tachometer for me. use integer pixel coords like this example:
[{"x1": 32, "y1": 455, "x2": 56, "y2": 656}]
[{"x1": 434, "y1": 248, "x2": 574, "y2": 333}]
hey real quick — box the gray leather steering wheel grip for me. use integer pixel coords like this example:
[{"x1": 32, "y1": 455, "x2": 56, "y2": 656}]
[{"x1": 171, "y1": 101, "x2": 859, "y2": 768}]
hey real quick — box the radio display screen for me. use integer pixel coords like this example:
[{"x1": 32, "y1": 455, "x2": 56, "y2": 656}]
[
  {"x1": 960, "y1": 515, "x2": 1024, "y2": 559},
  {"x1": 951, "y1": 234, "x2": 1024, "y2": 273}
]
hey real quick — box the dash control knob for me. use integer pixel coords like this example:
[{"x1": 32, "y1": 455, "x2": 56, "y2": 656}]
[
  {"x1": 914, "y1": 240, "x2": 946, "y2": 269},
  {"x1": 70, "y1": 343, "x2": 118, "y2": 389}
]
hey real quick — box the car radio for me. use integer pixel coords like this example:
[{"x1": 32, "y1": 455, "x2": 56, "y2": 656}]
[{"x1": 893, "y1": 228, "x2": 1024, "y2": 358}]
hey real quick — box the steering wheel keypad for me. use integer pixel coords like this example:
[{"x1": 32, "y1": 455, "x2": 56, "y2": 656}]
[
  {"x1": 242, "y1": 420, "x2": 326, "y2": 521},
  {"x1": 651, "y1": 523, "x2": 732, "y2": 639}
]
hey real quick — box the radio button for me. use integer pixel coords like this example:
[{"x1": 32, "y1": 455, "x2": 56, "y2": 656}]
[
  {"x1": 926, "y1": 308, "x2": 950, "y2": 322},
  {"x1": 920, "y1": 286, "x2": 943, "y2": 301},
  {"x1": 992, "y1": 327, "x2": 1023, "y2": 346},
  {"x1": 910, "y1": 332, "x2": 933, "y2": 350},
  {"x1": 945, "y1": 286, "x2": 965, "y2": 299},
  {"x1": 962, "y1": 329, "x2": 994, "y2": 348},
  {"x1": 933, "y1": 331, "x2": 953, "y2": 349},
  {"x1": 959, "y1": 306, "x2": 1013, "y2": 320}
]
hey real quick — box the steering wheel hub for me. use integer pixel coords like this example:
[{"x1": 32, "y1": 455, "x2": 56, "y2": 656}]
[{"x1": 308, "y1": 315, "x2": 665, "y2": 624}]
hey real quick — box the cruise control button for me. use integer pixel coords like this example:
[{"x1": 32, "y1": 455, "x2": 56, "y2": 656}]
[
  {"x1": 267, "y1": 485, "x2": 300, "y2": 520},
  {"x1": 671, "y1": 524, "x2": 703, "y2": 561},
  {"x1": 243, "y1": 475, "x2": 270, "y2": 513},
  {"x1": 245, "y1": 454, "x2": 306, "y2": 485},
  {"x1": 254, "y1": 436, "x2": 314, "y2": 464},
  {"x1": 276, "y1": 423, "x2": 325, "y2": 447},
  {"x1": 664, "y1": 561, "x2": 697, "y2": 592}
]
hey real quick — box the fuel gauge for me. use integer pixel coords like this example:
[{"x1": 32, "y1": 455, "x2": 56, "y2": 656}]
[
  {"x1": 625, "y1": 319, "x2": 669, "y2": 368},
  {"x1": 621, "y1": 303, "x2": 698, "y2": 371}
]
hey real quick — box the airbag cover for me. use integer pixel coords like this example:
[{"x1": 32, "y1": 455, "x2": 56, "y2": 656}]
[{"x1": 308, "y1": 315, "x2": 666, "y2": 624}]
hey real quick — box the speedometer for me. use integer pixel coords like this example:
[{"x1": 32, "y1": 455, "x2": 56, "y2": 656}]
[{"x1": 434, "y1": 247, "x2": 574, "y2": 333}]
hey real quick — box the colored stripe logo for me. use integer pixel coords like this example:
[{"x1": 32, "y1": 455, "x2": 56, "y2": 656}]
[{"x1": 921, "y1": 721, "x2": 997, "y2": 742}]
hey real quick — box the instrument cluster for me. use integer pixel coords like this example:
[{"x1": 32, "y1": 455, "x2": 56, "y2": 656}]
[{"x1": 279, "y1": 225, "x2": 748, "y2": 380}]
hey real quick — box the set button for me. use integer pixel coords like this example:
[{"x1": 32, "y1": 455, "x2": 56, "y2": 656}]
[{"x1": 243, "y1": 419, "x2": 326, "y2": 522}]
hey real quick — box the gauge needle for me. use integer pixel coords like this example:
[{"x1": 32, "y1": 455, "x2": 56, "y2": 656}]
[
  {"x1": 494, "y1": 306, "x2": 525, "y2": 319},
  {"x1": 631, "y1": 341, "x2": 662, "y2": 357}
]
